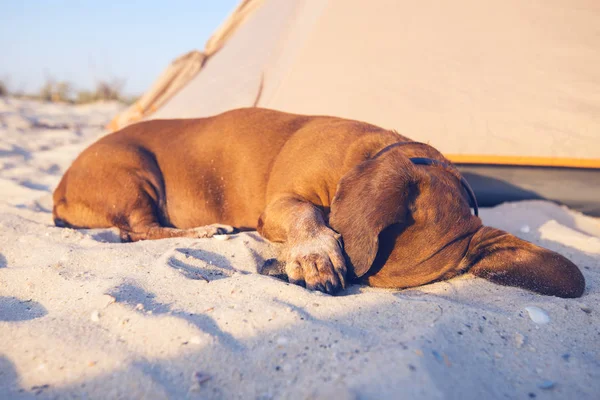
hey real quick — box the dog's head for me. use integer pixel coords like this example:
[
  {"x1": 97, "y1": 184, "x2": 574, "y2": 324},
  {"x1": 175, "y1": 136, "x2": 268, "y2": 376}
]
[{"x1": 329, "y1": 143, "x2": 585, "y2": 298}]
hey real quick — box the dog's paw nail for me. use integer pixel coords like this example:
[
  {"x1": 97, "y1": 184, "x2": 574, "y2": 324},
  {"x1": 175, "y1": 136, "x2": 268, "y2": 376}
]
[
  {"x1": 289, "y1": 279, "x2": 306, "y2": 287},
  {"x1": 338, "y1": 274, "x2": 347, "y2": 289},
  {"x1": 313, "y1": 283, "x2": 326, "y2": 293},
  {"x1": 325, "y1": 281, "x2": 334, "y2": 294}
]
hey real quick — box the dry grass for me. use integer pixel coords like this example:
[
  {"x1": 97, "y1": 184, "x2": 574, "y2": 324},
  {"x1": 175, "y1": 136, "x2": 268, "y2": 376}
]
[
  {"x1": 0, "y1": 78, "x2": 8, "y2": 97},
  {"x1": 30, "y1": 77, "x2": 136, "y2": 104},
  {"x1": 39, "y1": 79, "x2": 72, "y2": 102},
  {"x1": 2, "y1": 76, "x2": 137, "y2": 104},
  {"x1": 77, "y1": 78, "x2": 126, "y2": 104}
]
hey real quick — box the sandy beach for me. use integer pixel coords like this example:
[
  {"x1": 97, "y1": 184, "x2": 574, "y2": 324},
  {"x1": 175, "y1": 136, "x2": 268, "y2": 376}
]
[{"x1": 1, "y1": 97, "x2": 599, "y2": 399}]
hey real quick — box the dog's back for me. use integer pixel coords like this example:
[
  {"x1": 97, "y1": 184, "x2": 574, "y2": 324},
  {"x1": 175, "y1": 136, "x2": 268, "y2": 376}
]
[{"x1": 53, "y1": 108, "x2": 394, "y2": 231}]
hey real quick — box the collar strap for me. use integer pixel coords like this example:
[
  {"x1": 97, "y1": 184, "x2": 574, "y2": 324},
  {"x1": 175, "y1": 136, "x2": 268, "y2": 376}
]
[{"x1": 409, "y1": 157, "x2": 479, "y2": 217}]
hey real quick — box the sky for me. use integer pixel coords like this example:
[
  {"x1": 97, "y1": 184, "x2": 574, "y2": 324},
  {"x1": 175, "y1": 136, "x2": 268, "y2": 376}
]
[{"x1": 0, "y1": 1, "x2": 239, "y2": 95}]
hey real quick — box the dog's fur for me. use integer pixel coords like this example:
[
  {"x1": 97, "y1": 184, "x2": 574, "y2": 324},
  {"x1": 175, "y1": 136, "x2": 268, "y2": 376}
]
[{"x1": 53, "y1": 108, "x2": 585, "y2": 297}]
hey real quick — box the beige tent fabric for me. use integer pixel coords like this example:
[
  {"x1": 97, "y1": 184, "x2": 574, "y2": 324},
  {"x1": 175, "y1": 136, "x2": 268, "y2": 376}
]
[
  {"x1": 108, "y1": 50, "x2": 206, "y2": 131},
  {"x1": 138, "y1": 0, "x2": 600, "y2": 165},
  {"x1": 152, "y1": 0, "x2": 301, "y2": 120},
  {"x1": 257, "y1": 0, "x2": 600, "y2": 163}
]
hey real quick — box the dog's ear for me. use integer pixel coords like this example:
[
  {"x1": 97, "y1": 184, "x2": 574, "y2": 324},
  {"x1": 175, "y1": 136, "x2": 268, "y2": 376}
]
[
  {"x1": 329, "y1": 150, "x2": 419, "y2": 278},
  {"x1": 462, "y1": 226, "x2": 585, "y2": 298}
]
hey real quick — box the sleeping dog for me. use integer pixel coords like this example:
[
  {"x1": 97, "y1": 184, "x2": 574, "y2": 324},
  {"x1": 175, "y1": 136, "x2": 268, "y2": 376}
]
[{"x1": 53, "y1": 108, "x2": 585, "y2": 297}]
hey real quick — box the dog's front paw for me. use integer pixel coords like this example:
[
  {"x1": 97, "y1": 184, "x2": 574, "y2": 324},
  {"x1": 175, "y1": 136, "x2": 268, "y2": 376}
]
[{"x1": 285, "y1": 229, "x2": 347, "y2": 294}]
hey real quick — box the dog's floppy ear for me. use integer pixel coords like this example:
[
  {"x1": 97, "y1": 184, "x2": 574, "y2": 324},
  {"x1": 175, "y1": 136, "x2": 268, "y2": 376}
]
[
  {"x1": 462, "y1": 227, "x2": 585, "y2": 298},
  {"x1": 329, "y1": 150, "x2": 419, "y2": 278}
]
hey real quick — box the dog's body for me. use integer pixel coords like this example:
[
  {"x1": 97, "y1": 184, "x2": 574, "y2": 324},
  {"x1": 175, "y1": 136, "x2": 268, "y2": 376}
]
[{"x1": 53, "y1": 108, "x2": 585, "y2": 297}]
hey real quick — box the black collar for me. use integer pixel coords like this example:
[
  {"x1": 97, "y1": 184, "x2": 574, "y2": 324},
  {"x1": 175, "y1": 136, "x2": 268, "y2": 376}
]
[{"x1": 410, "y1": 157, "x2": 479, "y2": 217}]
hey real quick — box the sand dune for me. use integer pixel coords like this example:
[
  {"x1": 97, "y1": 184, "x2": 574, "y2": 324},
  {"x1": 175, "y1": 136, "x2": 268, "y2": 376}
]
[{"x1": 1, "y1": 98, "x2": 598, "y2": 399}]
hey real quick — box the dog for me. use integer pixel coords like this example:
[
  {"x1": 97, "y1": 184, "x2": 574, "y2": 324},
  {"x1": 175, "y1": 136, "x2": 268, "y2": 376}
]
[{"x1": 53, "y1": 108, "x2": 585, "y2": 297}]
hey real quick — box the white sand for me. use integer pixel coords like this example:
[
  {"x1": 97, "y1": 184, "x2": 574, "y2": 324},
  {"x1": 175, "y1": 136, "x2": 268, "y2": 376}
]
[{"x1": 1, "y1": 98, "x2": 599, "y2": 399}]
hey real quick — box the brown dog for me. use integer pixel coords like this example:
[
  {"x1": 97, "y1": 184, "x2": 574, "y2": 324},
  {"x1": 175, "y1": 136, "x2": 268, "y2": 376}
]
[{"x1": 53, "y1": 108, "x2": 585, "y2": 297}]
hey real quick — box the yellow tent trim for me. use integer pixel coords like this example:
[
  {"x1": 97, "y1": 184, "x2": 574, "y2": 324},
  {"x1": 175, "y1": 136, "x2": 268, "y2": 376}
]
[{"x1": 447, "y1": 155, "x2": 600, "y2": 169}]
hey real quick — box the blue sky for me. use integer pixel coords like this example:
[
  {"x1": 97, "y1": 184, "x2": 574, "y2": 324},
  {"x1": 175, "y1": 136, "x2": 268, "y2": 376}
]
[{"x1": 0, "y1": 1, "x2": 239, "y2": 95}]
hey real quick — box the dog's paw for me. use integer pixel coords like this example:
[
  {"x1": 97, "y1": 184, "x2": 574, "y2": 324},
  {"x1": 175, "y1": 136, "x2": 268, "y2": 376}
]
[
  {"x1": 192, "y1": 224, "x2": 235, "y2": 238},
  {"x1": 285, "y1": 229, "x2": 347, "y2": 294}
]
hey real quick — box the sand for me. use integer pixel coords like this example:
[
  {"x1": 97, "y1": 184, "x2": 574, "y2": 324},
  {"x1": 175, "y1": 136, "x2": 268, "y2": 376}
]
[{"x1": 1, "y1": 97, "x2": 599, "y2": 399}]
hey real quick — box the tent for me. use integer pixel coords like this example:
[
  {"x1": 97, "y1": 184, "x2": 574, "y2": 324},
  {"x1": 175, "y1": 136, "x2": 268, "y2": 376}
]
[{"x1": 111, "y1": 0, "x2": 600, "y2": 215}]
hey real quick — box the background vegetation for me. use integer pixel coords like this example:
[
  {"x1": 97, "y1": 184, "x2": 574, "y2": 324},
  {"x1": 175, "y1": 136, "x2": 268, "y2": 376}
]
[{"x1": 0, "y1": 76, "x2": 137, "y2": 104}]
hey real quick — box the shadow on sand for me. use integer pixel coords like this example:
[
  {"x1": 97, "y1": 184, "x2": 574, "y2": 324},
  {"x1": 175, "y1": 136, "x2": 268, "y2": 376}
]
[{"x1": 0, "y1": 297, "x2": 47, "y2": 322}]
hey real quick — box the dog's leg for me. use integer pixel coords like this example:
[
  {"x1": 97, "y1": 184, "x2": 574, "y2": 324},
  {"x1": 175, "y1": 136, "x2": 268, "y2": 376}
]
[
  {"x1": 56, "y1": 184, "x2": 234, "y2": 242},
  {"x1": 115, "y1": 189, "x2": 235, "y2": 242},
  {"x1": 120, "y1": 222, "x2": 235, "y2": 242},
  {"x1": 54, "y1": 147, "x2": 234, "y2": 242},
  {"x1": 258, "y1": 196, "x2": 347, "y2": 294}
]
